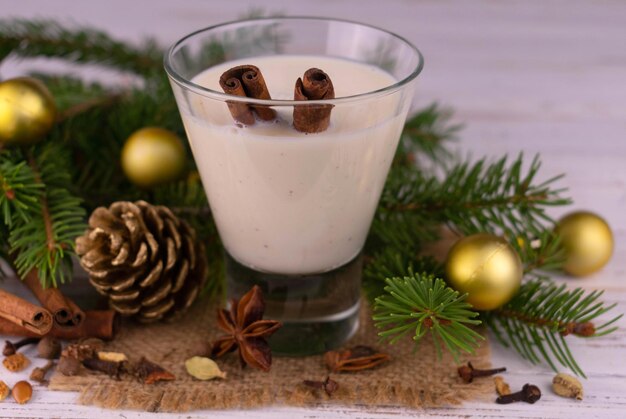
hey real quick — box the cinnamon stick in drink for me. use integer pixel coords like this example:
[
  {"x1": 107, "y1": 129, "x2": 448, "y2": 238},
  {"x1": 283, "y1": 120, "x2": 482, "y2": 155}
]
[
  {"x1": 293, "y1": 68, "x2": 335, "y2": 133},
  {"x1": 21, "y1": 269, "x2": 85, "y2": 327},
  {"x1": 0, "y1": 310, "x2": 119, "y2": 341},
  {"x1": 0, "y1": 289, "x2": 53, "y2": 335},
  {"x1": 219, "y1": 65, "x2": 276, "y2": 125}
]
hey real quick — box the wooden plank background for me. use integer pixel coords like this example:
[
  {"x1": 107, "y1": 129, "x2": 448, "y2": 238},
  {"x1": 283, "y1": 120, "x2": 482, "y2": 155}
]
[{"x1": 0, "y1": 1, "x2": 625, "y2": 418}]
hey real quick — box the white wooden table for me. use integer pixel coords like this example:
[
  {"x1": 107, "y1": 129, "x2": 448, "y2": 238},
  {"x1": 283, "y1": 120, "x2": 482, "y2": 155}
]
[{"x1": 1, "y1": 1, "x2": 625, "y2": 418}]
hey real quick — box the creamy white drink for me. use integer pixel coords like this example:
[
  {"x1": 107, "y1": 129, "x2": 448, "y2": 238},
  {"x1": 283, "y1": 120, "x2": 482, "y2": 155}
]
[{"x1": 178, "y1": 55, "x2": 407, "y2": 274}]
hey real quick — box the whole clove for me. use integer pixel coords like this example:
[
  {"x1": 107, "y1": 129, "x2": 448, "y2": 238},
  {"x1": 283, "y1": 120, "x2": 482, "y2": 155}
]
[
  {"x1": 303, "y1": 376, "x2": 339, "y2": 397},
  {"x1": 30, "y1": 360, "x2": 55, "y2": 383},
  {"x1": 82, "y1": 357, "x2": 124, "y2": 380},
  {"x1": 3, "y1": 337, "x2": 40, "y2": 356},
  {"x1": 458, "y1": 361, "x2": 506, "y2": 383},
  {"x1": 496, "y1": 383, "x2": 541, "y2": 404}
]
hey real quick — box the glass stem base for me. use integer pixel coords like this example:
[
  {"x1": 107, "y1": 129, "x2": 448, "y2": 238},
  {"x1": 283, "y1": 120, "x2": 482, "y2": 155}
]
[{"x1": 225, "y1": 252, "x2": 362, "y2": 356}]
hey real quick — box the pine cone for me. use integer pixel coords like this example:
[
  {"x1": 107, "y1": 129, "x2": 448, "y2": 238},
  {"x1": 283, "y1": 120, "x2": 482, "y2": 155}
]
[{"x1": 76, "y1": 201, "x2": 207, "y2": 323}]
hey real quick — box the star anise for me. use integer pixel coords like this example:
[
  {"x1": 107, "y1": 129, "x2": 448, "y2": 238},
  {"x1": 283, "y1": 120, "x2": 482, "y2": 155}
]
[
  {"x1": 211, "y1": 285, "x2": 282, "y2": 372},
  {"x1": 324, "y1": 345, "x2": 390, "y2": 372}
]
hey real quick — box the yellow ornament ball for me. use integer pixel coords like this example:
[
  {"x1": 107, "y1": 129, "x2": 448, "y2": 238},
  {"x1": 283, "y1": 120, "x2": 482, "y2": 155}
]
[
  {"x1": 556, "y1": 211, "x2": 613, "y2": 277},
  {"x1": 121, "y1": 127, "x2": 186, "y2": 187},
  {"x1": 0, "y1": 77, "x2": 57, "y2": 145},
  {"x1": 445, "y1": 233, "x2": 522, "y2": 311}
]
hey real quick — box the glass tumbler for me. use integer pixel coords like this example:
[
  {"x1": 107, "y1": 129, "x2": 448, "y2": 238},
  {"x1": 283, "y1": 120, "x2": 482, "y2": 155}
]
[{"x1": 165, "y1": 17, "x2": 423, "y2": 355}]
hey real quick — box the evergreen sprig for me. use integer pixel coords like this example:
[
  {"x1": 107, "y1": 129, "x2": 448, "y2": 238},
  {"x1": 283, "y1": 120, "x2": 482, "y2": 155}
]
[
  {"x1": 381, "y1": 154, "x2": 571, "y2": 238},
  {"x1": 8, "y1": 145, "x2": 85, "y2": 287},
  {"x1": 374, "y1": 273, "x2": 483, "y2": 361},
  {"x1": 0, "y1": 150, "x2": 42, "y2": 226},
  {"x1": 483, "y1": 278, "x2": 622, "y2": 377},
  {"x1": 0, "y1": 19, "x2": 162, "y2": 76}
]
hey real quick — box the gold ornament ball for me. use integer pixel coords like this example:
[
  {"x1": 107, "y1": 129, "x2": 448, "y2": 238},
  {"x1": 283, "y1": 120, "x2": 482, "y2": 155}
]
[
  {"x1": 556, "y1": 211, "x2": 613, "y2": 277},
  {"x1": 121, "y1": 127, "x2": 186, "y2": 187},
  {"x1": 0, "y1": 77, "x2": 57, "y2": 145},
  {"x1": 445, "y1": 233, "x2": 522, "y2": 311}
]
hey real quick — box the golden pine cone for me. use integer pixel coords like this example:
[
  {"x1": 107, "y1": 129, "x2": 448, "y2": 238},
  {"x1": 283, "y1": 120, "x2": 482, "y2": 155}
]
[{"x1": 76, "y1": 200, "x2": 207, "y2": 322}]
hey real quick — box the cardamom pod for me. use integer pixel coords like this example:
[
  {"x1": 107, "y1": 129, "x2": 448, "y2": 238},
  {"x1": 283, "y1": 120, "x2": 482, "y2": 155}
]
[
  {"x1": 552, "y1": 372, "x2": 583, "y2": 400},
  {"x1": 185, "y1": 356, "x2": 226, "y2": 380}
]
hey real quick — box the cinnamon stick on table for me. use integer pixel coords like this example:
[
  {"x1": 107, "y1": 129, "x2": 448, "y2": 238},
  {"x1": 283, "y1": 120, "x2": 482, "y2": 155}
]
[
  {"x1": 219, "y1": 65, "x2": 276, "y2": 125},
  {"x1": 293, "y1": 68, "x2": 335, "y2": 133},
  {"x1": 0, "y1": 310, "x2": 119, "y2": 341},
  {"x1": 21, "y1": 268, "x2": 85, "y2": 327},
  {"x1": 0, "y1": 289, "x2": 53, "y2": 335}
]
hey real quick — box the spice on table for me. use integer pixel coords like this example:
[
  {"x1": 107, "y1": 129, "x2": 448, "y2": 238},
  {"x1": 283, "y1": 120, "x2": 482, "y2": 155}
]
[
  {"x1": 0, "y1": 289, "x2": 52, "y2": 335},
  {"x1": 324, "y1": 345, "x2": 390, "y2": 372},
  {"x1": 30, "y1": 360, "x2": 55, "y2": 383},
  {"x1": 57, "y1": 355, "x2": 81, "y2": 376},
  {"x1": 0, "y1": 380, "x2": 9, "y2": 401},
  {"x1": 11, "y1": 380, "x2": 33, "y2": 404},
  {"x1": 185, "y1": 356, "x2": 227, "y2": 380},
  {"x1": 3, "y1": 337, "x2": 40, "y2": 356},
  {"x1": 211, "y1": 285, "x2": 282, "y2": 372},
  {"x1": 3, "y1": 352, "x2": 30, "y2": 372},
  {"x1": 303, "y1": 376, "x2": 339, "y2": 397},
  {"x1": 82, "y1": 357, "x2": 124, "y2": 380},
  {"x1": 458, "y1": 361, "x2": 506, "y2": 383},
  {"x1": 134, "y1": 357, "x2": 175, "y2": 384},
  {"x1": 552, "y1": 372, "x2": 583, "y2": 400},
  {"x1": 494, "y1": 376, "x2": 511, "y2": 396},
  {"x1": 22, "y1": 267, "x2": 85, "y2": 327},
  {"x1": 64, "y1": 338, "x2": 104, "y2": 361},
  {"x1": 0, "y1": 310, "x2": 119, "y2": 340},
  {"x1": 496, "y1": 383, "x2": 541, "y2": 404},
  {"x1": 293, "y1": 68, "x2": 335, "y2": 133},
  {"x1": 37, "y1": 336, "x2": 61, "y2": 359}
]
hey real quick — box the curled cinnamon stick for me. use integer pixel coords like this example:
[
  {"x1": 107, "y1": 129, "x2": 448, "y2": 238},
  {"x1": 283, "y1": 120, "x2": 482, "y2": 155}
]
[
  {"x1": 293, "y1": 68, "x2": 335, "y2": 133},
  {"x1": 22, "y1": 269, "x2": 85, "y2": 327},
  {"x1": 0, "y1": 310, "x2": 119, "y2": 341},
  {"x1": 219, "y1": 65, "x2": 276, "y2": 125},
  {"x1": 0, "y1": 289, "x2": 52, "y2": 335}
]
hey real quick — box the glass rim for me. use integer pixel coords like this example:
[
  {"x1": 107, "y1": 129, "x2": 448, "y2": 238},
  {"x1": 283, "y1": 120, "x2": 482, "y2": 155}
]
[{"x1": 163, "y1": 16, "x2": 424, "y2": 106}]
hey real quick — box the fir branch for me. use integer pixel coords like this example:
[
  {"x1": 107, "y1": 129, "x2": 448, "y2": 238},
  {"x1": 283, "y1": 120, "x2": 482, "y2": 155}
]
[
  {"x1": 363, "y1": 249, "x2": 443, "y2": 302},
  {"x1": 0, "y1": 19, "x2": 162, "y2": 76},
  {"x1": 381, "y1": 154, "x2": 571, "y2": 239},
  {"x1": 9, "y1": 145, "x2": 86, "y2": 287},
  {"x1": 0, "y1": 150, "x2": 43, "y2": 227},
  {"x1": 373, "y1": 273, "x2": 483, "y2": 362},
  {"x1": 483, "y1": 278, "x2": 622, "y2": 377}
]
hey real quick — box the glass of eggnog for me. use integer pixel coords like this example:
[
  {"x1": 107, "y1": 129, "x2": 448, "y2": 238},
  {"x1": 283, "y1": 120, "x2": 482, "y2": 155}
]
[{"x1": 165, "y1": 17, "x2": 423, "y2": 355}]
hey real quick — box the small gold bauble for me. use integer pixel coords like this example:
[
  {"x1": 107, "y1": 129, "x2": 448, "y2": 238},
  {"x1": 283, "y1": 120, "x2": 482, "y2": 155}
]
[
  {"x1": 445, "y1": 233, "x2": 522, "y2": 311},
  {"x1": 0, "y1": 77, "x2": 57, "y2": 145},
  {"x1": 556, "y1": 211, "x2": 613, "y2": 277},
  {"x1": 121, "y1": 127, "x2": 186, "y2": 187}
]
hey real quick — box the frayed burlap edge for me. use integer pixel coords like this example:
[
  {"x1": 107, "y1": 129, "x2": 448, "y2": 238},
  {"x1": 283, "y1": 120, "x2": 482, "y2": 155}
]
[{"x1": 50, "y1": 299, "x2": 493, "y2": 412}]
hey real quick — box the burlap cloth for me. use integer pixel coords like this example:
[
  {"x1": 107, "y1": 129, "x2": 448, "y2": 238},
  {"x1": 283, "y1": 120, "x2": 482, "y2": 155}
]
[{"x1": 49, "y1": 298, "x2": 493, "y2": 412}]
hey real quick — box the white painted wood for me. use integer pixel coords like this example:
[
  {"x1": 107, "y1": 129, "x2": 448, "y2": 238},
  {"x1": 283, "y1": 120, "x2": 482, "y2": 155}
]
[{"x1": 1, "y1": 0, "x2": 625, "y2": 417}]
